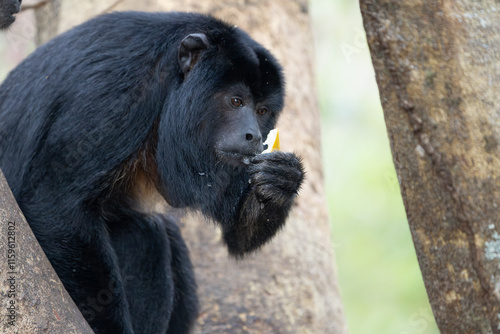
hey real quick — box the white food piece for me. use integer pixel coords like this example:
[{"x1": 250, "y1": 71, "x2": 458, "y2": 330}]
[{"x1": 262, "y1": 128, "x2": 280, "y2": 154}]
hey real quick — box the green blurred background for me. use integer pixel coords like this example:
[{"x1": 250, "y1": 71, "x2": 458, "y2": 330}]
[{"x1": 0, "y1": 1, "x2": 439, "y2": 333}]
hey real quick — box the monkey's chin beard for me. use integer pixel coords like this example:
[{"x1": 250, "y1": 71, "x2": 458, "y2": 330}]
[
  {"x1": 0, "y1": 15, "x2": 15, "y2": 29},
  {"x1": 0, "y1": 2, "x2": 20, "y2": 30}
]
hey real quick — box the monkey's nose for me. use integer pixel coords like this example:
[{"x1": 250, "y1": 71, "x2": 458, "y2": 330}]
[{"x1": 245, "y1": 132, "x2": 262, "y2": 143}]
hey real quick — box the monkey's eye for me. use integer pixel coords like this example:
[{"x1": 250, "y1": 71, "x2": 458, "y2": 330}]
[
  {"x1": 231, "y1": 98, "x2": 244, "y2": 107},
  {"x1": 257, "y1": 107, "x2": 268, "y2": 116}
]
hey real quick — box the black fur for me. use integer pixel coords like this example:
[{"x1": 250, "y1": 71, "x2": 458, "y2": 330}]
[
  {"x1": 0, "y1": 11, "x2": 304, "y2": 333},
  {"x1": 0, "y1": 0, "x2": 20, "y2": 29}
]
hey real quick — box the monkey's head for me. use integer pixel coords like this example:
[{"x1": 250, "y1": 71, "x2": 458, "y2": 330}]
[
  {"x1": 156, "y1": 26, "x2": 285, "y2": 208},
  {"x1": 0, "y1": 0, "x2": 21, "y2": 30}
]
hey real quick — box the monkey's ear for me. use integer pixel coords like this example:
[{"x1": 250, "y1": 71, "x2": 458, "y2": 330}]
[{"x1": 178, "y1": 33, "x2": 210, "y2": 78}]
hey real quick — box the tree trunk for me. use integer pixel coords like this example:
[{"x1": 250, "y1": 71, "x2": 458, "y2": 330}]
[
  {"x1": 360, "y1": 1, "x2": 500, "y2": 333},
  {"x1": 18, "y1": 0, "x2": 347, "y2": 333},
  {"x1": 0, "y1": 170, "x2": 93, "y2": 333}
]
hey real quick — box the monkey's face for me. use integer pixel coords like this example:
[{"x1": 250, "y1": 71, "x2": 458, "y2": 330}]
[{"x1": 213, "y1": 84, "x2": 277, "y2": 167}]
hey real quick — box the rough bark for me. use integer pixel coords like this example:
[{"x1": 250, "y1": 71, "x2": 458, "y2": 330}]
[
  {"x1": 360, "y1": 1, "x2": 500, "y2": 333},
  {"x1": 17, "y1": 0, "x2": 348, "y2": 332},
  {"x1": 0, "y1": 170, "x2": 93, "y2": 333}
]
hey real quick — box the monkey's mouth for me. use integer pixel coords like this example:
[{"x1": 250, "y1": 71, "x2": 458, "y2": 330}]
[{"x1": 215, "y1": 149, "x2": 256, "y2": 167}]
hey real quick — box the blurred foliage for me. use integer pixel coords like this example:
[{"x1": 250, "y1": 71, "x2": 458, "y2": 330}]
[
  {"x1": 0, "y1": 2, "x2": 440, "y2": 333},
  {"x1": 310, "y1": 0, "x2": 439, "y2": 333}
]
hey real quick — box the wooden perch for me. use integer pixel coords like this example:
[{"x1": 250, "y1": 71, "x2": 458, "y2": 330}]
[
  {"x1": 361, "y1": 0, "x2": 500, "y2": 332},
  {"x1": 0, "y1": 170, "x2": 93, "y2": 333}
]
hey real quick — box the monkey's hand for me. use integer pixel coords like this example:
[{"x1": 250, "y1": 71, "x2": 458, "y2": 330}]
[
  {"x1": 249, "y1": 151, "x2": 305, "y2": 207},
  {"x1": 222, "y1": 151, "x2": 304, "y2": 256}
]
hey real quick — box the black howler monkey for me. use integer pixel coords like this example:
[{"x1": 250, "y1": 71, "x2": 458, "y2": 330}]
[
  {"x1": 0, "y1": 0, "x2": 20, "y2": 29},
  {"x1": 0, "y1": 11, "x2": 304, "y2": 334}
]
